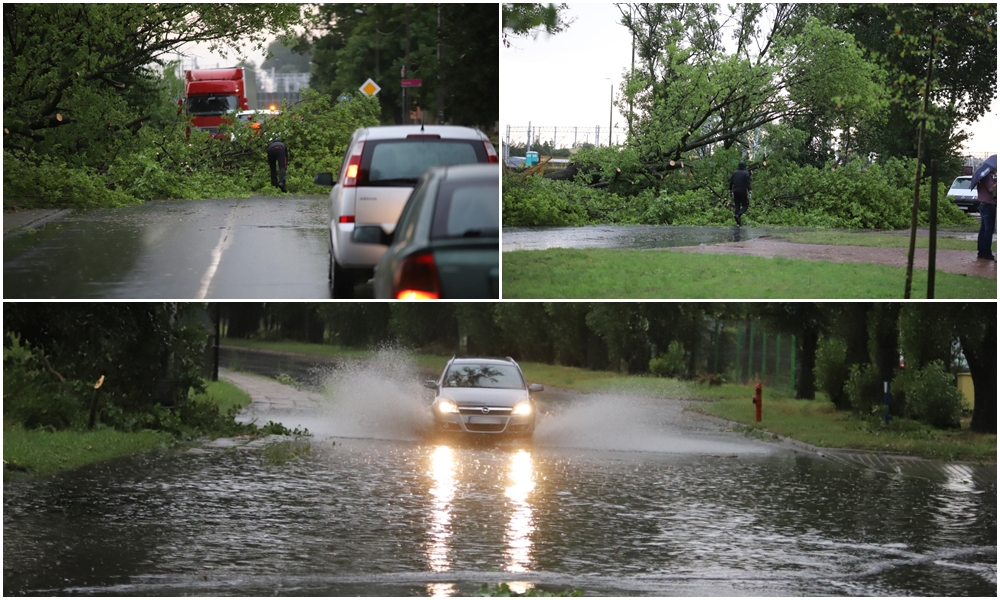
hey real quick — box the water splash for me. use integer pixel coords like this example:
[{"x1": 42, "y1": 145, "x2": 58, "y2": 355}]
[
  {"x1": 315, "y1": 345, "x2": 434, "y2": 441},
  {"x1": 534, "y1": 392, "x2": 770, "y2": 455}
]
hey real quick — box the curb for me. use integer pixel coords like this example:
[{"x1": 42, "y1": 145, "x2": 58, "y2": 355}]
[{"x1": 3, "y1": 209, "x2": 71, "y2": 238}]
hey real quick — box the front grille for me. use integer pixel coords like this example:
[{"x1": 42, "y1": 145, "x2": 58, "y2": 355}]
[
  {"x1": 466, "y1": 423, "x2": 506, "y2": 432},
  {"x1": 458, "y1": 406, "x2": 512, "y2": 415}
]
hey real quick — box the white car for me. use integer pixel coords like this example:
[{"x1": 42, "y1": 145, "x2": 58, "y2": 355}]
[
  {"x1": 946, "y1": 176, "x2": 979, "y2": 213},
  {"x1": 314, "y1": 125, "x2": 498, "y2": 298},
  {"x1": 425, "y1": 357, "x2": 543, "y2": 437}
]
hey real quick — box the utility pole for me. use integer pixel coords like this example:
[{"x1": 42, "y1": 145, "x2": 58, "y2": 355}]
[
  {"x1": 436, "y1": 4, "x2": 444, "y2": 124},
  {"x1": 402, "y1": 4, "x2": 411, "y2": 125}
]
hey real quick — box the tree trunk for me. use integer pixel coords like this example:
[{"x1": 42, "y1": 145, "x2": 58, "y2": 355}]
[
  {"x1": 796, "y1": 328, "x2": 818, "y2": 399},
  {"x1": 961, "y1": 309, "x2": 997, "y2": 434}
]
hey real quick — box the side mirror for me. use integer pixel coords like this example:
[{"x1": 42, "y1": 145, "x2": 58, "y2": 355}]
[
  {"x1": 352, "y1": 225, "x2": 393, "y2": 246},
  {"x1": 314, "y1": 172, "x2": 335, "y2": 187},
  {"x1": 528, "y1": 383, "x2": 544, "y2": 392},
  {"x1": 423, "y1": 380, "x2": 438, "y2": 390}
]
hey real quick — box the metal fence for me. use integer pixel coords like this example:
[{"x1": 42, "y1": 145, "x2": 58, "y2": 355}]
[
  {"x1": 684, "y1": 320, "x2": 800, "y2": 392},
  {"x1": 504, "y1": 124, "x2": 625, "y2": 158}
]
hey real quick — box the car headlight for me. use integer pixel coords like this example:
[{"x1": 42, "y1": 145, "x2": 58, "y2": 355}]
[
  {"x1": 512, "y1": 401, "x2": 532, "y2": 416},
  {"x1": 437, "y1": 400, "x2": 459, "y2": 414}
]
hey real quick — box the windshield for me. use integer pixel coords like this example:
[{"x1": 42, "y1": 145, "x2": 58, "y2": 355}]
[
  {"x1": 951, "y1": 178, "x2": 971, "y2": 190},
  {"x1": 186, "y1": 95, "x2": 239, "y2": 116},
  {"x1": 431, "y1": 181, "x2": 499, "y2": 240},
  {"x1": 364, "y1": 140, "x2": 481, "y2": 185},
  {"x1": 443, "y1": 364, "x2": 523, "y2": 389}
]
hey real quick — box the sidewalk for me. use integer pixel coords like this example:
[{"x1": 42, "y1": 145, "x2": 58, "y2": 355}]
[
  {"x1": 195, "y1": 369, "x2": 323, "y2": 452},
  {"x1": 3, "y1": 209, "x2": 69, "y2": 236}
]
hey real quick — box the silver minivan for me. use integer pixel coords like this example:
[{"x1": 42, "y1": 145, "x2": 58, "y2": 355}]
[{"x1": 314, "y1": 125, "x2": 498, "y2": 298}]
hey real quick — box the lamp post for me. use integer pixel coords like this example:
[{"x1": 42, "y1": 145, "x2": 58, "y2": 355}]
[{"x1": 604, "y1": 78, "x2": 614, "y2": 147}]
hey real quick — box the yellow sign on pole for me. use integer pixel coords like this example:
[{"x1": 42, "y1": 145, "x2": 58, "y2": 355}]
[{"x1": 359, "y1": 78, "x2": 381, "y2": 97}]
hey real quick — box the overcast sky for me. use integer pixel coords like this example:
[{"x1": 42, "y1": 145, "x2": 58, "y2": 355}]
[{"x1": 500, "y1": 3, "x2": 997, "y2": 155}]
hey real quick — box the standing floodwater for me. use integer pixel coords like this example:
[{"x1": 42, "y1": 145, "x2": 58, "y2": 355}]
[
  {"x1": 502, "y1": 225, "x2": 811, "y2": 252},
  {"x1": 4, "y1": 352, "x2": 996, "y2": 596}
]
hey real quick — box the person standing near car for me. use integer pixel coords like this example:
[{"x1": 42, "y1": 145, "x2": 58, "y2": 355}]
[
  {"x1": 729, "y1": 160, "x2": 752, "y2": 226},
  {"x1": 266, "y1": 138, "x2": 289, "y2": 193},
  {"x1": 975, "y1": 166, "x2": 996, "y2": 261}
]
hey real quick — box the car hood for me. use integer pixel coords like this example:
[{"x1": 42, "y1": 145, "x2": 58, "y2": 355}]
[{"x1": 437, "y1": 387, "x2": 530, "y2": 407}]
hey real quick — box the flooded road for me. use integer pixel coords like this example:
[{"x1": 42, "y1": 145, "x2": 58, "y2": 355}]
[
  {"x1": 3, "y1": 196, "x2": 374, "y2": 299},
  {"x1": 4, "y1": 354, "x2": 996, "y2": 596},
  {"x1": 501, "y1": 224, "x2": 805, "y2": 252}
]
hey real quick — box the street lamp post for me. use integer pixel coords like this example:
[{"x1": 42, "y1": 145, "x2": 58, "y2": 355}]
[{"x1": 604, "y1": 78, "x2": 614, "y2": 147}]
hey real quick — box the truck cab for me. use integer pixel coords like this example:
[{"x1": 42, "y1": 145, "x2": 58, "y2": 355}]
[{"x1": 182, "y1": 68, "x2": 249, "y2": 138}]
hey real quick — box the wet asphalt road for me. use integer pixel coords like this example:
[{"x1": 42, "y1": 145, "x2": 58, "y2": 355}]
[{"x1": 3, "y1": 195, "x2": 373, "y2": 299}]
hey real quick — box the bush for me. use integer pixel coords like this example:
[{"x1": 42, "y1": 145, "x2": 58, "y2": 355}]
[
  {"x1": 2, "y1": 333, "x2": 86, "y2": 429},
  {"x1": 897, "y1": 361, "x2": 962, "y2": 429},
  {"x1": 502, "y1": 175, "x2": 590, "y2": 226},
  {"x1": 814, "y1": 337, "x2": 850, "y2": 409},
  {"x1": 650, "y1": 340, "x2": 686, "y2": 378},
  {"x1": 845, "y1": 363, "x2": 886, "y2": 416}
]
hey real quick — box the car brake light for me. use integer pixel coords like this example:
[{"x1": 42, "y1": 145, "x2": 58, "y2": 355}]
[
  {"x1": 393, "y1": 252, "x2": 441, "y2": 300},
  {"x1": 343, "y1": 141, "x2": 364, "y2": 187},
  {"x1": 339, "y1": 215, "x2": 355, "y2": 224},
  {"x1": 406, "y1": 134, "x2": 441, "y2": 139},
  {"x1": 484, "y1": 140, "x2": 499, "y2": 163}
]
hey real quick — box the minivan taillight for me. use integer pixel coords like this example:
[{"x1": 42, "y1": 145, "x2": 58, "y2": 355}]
[
  {"x1": 393, "y1": 252, "x2": 441, "y2": 300},
  {"x1": 484, "y1": 140, "x2": 499, "y2": 163},
  {"x1": 343, "y1": 141, "x2": 364, "y2": 187}
]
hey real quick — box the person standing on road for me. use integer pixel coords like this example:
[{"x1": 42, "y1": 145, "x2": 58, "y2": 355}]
[
  {"x1": 266, "y1": 138, "x2": 289, "y2": 193},
  {"x1": 975, "y1": 167, "x2": 996, "y2": 261},
  {"x1": 729, "y1": 160, "x2": 752, "y2": 226}
]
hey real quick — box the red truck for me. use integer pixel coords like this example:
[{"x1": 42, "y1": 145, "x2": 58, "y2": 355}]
[{"x1": 181, "y1": 67, "x2": 249, "y2": 138}]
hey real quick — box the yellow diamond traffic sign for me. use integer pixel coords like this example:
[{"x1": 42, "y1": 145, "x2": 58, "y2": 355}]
[{"x1": 360, "y1": 78, "x2": 381, "y2": 97}]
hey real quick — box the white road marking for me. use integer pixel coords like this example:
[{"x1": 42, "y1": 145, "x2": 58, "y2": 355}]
[{"x1": 196, "y1": 229, "x2": 232, "y2": 299}]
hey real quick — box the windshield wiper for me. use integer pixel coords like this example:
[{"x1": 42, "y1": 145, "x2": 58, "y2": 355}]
[
  {"x1": 459, "y1": 228, "x2": 499, "y2": 238},
  {"x1": 370, "y1": 178, "x2": 419, "y2": 186}
]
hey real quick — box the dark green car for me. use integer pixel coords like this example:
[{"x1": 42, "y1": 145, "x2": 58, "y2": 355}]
[{"x1": 353, "y1": 163, "x2": 499, "y2": 299}]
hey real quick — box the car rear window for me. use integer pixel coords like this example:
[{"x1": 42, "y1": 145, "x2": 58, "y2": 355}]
[
  {"x1": 431, "y1": 180, "x2": 499, "y2": 240},
  {"x1": 361, "y1": 140, "x2": 482, "y2": 186},
  {"x1": 444, "y1": 364, "x2": 523, "y2": 389}
]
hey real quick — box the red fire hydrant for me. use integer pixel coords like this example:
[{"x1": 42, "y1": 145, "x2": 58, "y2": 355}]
[{"x1": 752, "y1": 383, "x2": 762, "y2": 422}]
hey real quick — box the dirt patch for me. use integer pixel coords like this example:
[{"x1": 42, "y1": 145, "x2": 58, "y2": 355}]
[{"x1": 666, "y1": 239, "x2": 996, "y2": 279}]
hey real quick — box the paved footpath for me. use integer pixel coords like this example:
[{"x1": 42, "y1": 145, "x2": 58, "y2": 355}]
[
  {"x1": 668, "y1": 239, "x2": 997, "y2": 278},
  {"x1": 195, "y1": 369, "x2": 323, "y2": 451}
]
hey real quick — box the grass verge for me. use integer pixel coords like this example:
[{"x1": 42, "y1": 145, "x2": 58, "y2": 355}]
[
  {"x1": 3, "y1": 380, "x2": 253, "y2": 481},
  {"x1": 502, "y1": 248, "x2": 996, "y2": 298},
  {"x1": 685, "y1": 385, "x2": 995, "y2": 463},
  {"x1": 3, "y1": 425, "x2": 172, "y2": 481}
]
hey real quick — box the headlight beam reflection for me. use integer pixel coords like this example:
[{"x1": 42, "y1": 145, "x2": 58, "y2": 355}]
[
  {"x1": 426, "y1": 445, "x2": 456, "y2": 574},
  {"x1": 504, "y1": 449, "x2": 536, "y2": 577}
]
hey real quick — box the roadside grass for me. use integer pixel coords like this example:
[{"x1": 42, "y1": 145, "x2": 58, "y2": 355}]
[
  {"x1": 3, "y1": 422, "x2": 172, "y2": 481},
  {"x1": 3, "y1": 379, "x2": 254, "y2": 481},
  {"x1": 190, "y1": 379, "x2": 253, "y2": 415},
  {"x1": 502, "y1": 248, "x2": 996, "y2": 298},
  {"x1": 776, "y1": 229, "x2": 994, "y2": 253},
  {"x1": 688, "y1": 393, "x2": 996, "y2": 463}
]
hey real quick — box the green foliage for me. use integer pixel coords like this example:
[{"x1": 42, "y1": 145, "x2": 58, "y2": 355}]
[
  {"x1": 3, "y1": 151, "x2": 140, "y2": 209},
  {"x1": 3, "y1": 333, "x2": 86, "y2": 429},
  {"x1": 844, "y1": 364, "x2": 885, "y2": 416},
  {"x1": 650, "y1": 340, "x2": 686, "y2": 378},
  {"x1": 895, "y1": 361, "x2": 963, "y2": 429},
  {"x1": 814, "y1": 337, "x2": 850, "y2": 410},
  {"x1": 259, "y1": 421, "x2": 311, "y2": 437},
  {"x1": 502, "y1": 175, "x2": 590, "y2": 226}
]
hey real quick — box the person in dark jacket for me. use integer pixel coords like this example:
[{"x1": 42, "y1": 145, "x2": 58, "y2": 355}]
[
  {"x1": 266, "y1": 139, "x2": 289, "y2": 193},
  {"x1": 729, "y1": 161, "x2": 751, "y2": 226},
  {"x1": 976, "y1": 167, "x2": 996, "y2": 261}
]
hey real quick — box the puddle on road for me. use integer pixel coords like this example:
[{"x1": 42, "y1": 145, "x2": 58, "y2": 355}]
[{"x1": 502, "y1": 224, "x2": 811, "y2": 252}]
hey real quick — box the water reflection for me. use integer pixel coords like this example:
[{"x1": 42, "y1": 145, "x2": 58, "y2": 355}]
[
  {"x1": 426, "y1": 446, "x2": 456, "y2": 574},
  {"x1": 504, "y1": 450, "x2": 536, "y2": 574}
]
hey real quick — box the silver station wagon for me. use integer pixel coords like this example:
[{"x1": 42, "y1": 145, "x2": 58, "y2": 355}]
[{"x1": 425, "y1": 357, "x2": 543, "y2": 436}]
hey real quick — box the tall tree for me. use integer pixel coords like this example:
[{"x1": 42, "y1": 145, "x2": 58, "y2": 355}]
[
  {"x1": 957, "y1": 303, "x2": 997, "y2": 434},
  {"x1": 502, "y1": 3, "x2": 572, "y2": 48},
  {"x1": 755, "y1": 303, "x2": 828, "y2": 399},
  {"x1": 614, "y1": 3, "x2": 886, "y2": 178}
]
